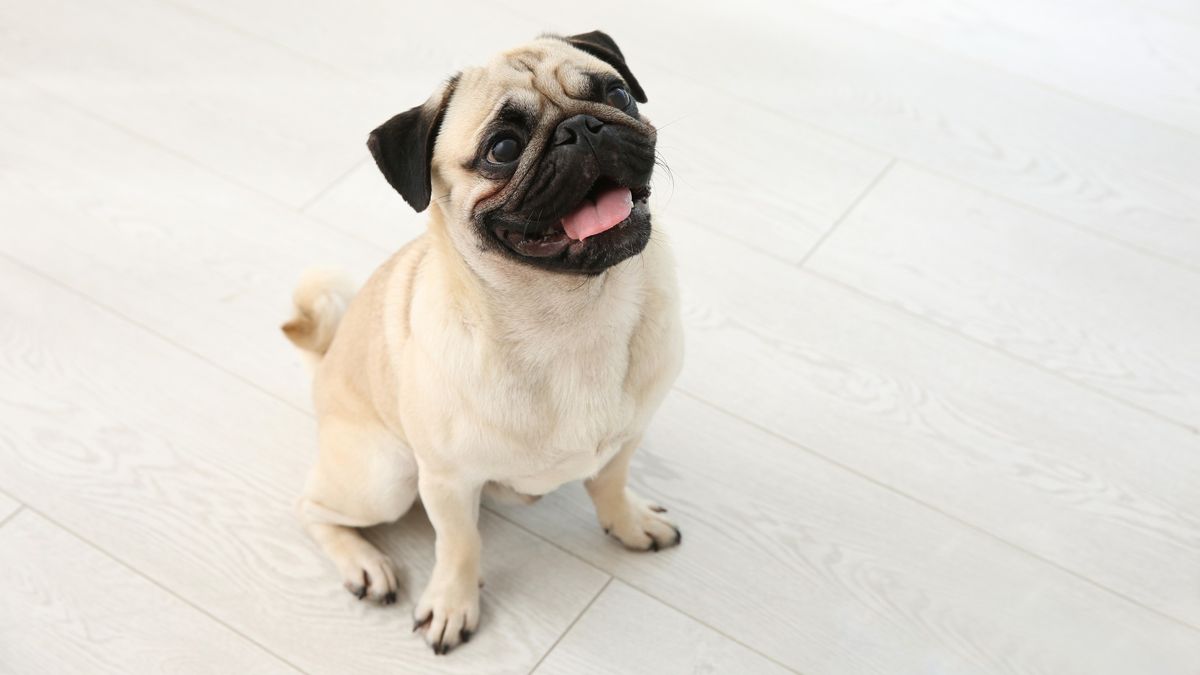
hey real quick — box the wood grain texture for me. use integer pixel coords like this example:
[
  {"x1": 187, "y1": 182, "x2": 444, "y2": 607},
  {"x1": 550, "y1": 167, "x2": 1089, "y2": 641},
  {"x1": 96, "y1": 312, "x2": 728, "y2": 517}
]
[
  {"x1": 531, "y1": 581, "x2": 791, "y2": 675},
  {"x1": 666, "y1": 225, "x2": 1200, "y2": 630},
  {"x1": 496, "y1": 0, "x2": 1200, "y2": 268},
  {"x1": 496, "y1": 392, "x2": 1200, "y2": 674},
  {"x1": 167, "y1": 0, "x2": 522, "y2": 76},
  {"x1": 809, "y1": 163, "x2": 1200, "y2": 430},
  {"x1": 5, "y1": 56, "x2": 1199, "y2": 670},
  {"x1": 0, "y1": 510, "x2": 299, "y2": 675},
  {"x1": 0, "y1": 257, "x2": 611, "y2": 675},
  {"x1": 799, "y1": 0, "x2": 1200, "y2": 136},
  {"x1": 0, "y1": 0, "x2": 392, "y2": 207},
  {"x1": 2, "y1": 1, "x2": 1199, "y2": 672},
  {"x1": 0, "y1": 78, "x2": 383, "y2": 412}
]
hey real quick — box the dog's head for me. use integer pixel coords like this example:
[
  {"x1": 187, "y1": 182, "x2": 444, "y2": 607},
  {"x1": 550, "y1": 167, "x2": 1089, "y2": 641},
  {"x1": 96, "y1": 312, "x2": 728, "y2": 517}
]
[{"x1": 367, "y1": 31, "x2": 655, "y2": 276}]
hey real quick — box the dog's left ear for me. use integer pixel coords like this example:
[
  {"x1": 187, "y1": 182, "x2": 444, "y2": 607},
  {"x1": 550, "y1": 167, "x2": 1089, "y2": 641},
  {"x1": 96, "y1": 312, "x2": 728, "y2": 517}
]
[
  {"x1": 565, "y1": 30, "x2": 648, "y2": 103},
  {"x1": 367, "y1": 77, "x2": 458, "y2": 212}
]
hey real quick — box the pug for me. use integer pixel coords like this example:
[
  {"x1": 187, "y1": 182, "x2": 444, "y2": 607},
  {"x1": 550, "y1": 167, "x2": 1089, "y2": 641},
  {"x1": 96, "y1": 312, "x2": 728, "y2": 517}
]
[{"x1": 282, "y1": 30, "x2": 683, "y2": 655}]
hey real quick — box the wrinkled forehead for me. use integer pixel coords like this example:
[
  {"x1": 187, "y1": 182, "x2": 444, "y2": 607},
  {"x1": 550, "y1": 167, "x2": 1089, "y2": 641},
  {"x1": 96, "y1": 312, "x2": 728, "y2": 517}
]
[{"x1": 438, "y1": 38, "x2": 618, "y2": 146}]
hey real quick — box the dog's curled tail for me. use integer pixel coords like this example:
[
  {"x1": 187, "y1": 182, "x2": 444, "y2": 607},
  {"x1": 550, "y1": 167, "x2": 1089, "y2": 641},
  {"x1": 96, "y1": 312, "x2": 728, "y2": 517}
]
[{"x1": 281, "y1": 268, "x2": 356, "y2": 359}]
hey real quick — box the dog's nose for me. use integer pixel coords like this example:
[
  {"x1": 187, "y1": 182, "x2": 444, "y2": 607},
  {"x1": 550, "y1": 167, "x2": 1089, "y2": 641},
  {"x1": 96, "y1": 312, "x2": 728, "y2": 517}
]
[{"x1": 553, "y1": 114, "x2": 605, "y2": 146}]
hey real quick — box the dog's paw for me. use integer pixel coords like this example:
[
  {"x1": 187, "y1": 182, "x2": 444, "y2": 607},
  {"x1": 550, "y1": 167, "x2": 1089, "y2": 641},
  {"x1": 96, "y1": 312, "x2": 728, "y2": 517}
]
[
  {"x1": 334, "y1": 544, "x2": 399, "y2": 605},
  {"x1": 412, "y1": 578, "x2": 480, "y2": 655},
  {"x1": 603, "y1": 497, "x2": 682, "y2": 552}
]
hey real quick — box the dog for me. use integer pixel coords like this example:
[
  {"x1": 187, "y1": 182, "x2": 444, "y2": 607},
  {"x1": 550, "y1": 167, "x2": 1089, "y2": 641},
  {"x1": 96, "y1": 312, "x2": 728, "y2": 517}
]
[{"x1": 282, "y1": 30, "x2": 683, "y2": 655}]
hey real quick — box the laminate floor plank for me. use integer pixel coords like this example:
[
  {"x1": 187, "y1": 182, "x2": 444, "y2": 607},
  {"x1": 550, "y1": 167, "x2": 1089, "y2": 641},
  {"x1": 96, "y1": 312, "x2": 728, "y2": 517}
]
[
  {"x1": 0, "y1": 0, "x2": 403, "y2": 207},
  {"x1": 667, "y1": 226, "x2": 1200, "y2": 630},
  {"x1": 496, "y1": 392, "x2": 1200, "y2": 674},
  {"x1": 532, "y1": 581, "x2": 791, "y2": 675},
  {"x1": 809, "y1": 163, "x2": 1200, "y2": 430},
  {"x1": 0, "y1": 510, "x2": 301, "y2": 675},
  {"x1": 794, "y1": 0, "x2": 1200, "y2": 136},
  {"x1": 0, "y1": 78, "x2": 383, "y2": 412}
]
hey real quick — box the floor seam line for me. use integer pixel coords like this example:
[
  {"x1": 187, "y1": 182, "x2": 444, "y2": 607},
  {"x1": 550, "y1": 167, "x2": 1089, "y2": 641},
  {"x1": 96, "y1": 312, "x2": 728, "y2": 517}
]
[
  {"x1": 787, "y1": 0, "x2": 1200, "y2": 141},
  {"x1": 605, "y1": 59, "x2": 1200, "y2": 276},
  {"x1": 805, "y1": 268, "x2": 1200, "y2": 435},
  {"x1": 797, "y1": 157, "x2": 897, "y2": 269},
  {"x1": 13, "y1": 504, "x2": 312, "y2": 674},
  {"x1": 526, "y1": 577, "x2": 614, "y2": 675},
  {"x1": 0, "y1": 252, "x2": 315, "y2": 418},
  {"x1": 3, "y1": 72, "x2": 385, "y2": 253},
  {"x1": 0, "y1": 505, "x2": 27, "y2": 531},
  {"x1": 299, "y1": 158, "x2": 369, "y2": 213},
  {"x1": 886, "y1": 160, "x2": 1200, "y2": 276},
  {"x1": 670, "y1": 386, "x2": 1200, "y2": 636},
  {"x1": 159, "y1": 0, "x2": 355, "y2": 78}
]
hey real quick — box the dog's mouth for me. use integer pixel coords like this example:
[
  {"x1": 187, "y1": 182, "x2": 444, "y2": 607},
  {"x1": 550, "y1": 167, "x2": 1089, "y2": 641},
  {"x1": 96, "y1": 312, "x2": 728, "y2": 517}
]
[{"x1": 491, "y1": 178, "x2": 651, "y2": 259}]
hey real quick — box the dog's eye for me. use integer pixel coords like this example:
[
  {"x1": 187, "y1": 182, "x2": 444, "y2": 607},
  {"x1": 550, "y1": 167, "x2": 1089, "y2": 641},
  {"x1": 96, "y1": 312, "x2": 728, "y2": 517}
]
[
  {"x1": 487, "y1": 137, "x2": 522, "y2": 164},
  {"x1": 606, "y1": 86, "x2": 631, "y2": 110}
]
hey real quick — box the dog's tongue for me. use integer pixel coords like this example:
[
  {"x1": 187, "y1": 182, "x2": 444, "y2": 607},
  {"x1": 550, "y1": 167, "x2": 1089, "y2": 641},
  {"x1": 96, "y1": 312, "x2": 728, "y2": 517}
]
[{"x1": 560, "y1": 186, "x2": 633, "y2": 241}]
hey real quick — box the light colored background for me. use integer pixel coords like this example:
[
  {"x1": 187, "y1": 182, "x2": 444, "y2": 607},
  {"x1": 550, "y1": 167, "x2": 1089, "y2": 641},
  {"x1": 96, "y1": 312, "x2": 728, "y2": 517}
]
[{"x1": 1, "y1": 0, "x2": 1198, "y2": 673}]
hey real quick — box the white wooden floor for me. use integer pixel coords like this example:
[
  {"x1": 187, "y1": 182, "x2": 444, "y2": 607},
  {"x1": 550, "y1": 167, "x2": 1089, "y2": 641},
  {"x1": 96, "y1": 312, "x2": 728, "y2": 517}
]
[{"x1": 1, "y1": 1, "x2": 1198, "y2": 673}]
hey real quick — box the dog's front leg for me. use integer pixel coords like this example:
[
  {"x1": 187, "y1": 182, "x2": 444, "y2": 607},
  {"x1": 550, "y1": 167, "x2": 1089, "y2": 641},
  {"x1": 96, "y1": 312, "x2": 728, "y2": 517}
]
[
  {"x1": 586, "y1": 436, "x2": 682, "y2": 552},
  {"x1": 413, "y1": 471, "x2": 483, "y2": 655}
]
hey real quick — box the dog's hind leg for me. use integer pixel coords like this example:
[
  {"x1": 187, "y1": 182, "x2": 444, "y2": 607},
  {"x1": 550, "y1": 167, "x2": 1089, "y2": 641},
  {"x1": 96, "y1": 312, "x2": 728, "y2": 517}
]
[{"x1": 297, "y1": 417, "x2": 418, "y2": 604}]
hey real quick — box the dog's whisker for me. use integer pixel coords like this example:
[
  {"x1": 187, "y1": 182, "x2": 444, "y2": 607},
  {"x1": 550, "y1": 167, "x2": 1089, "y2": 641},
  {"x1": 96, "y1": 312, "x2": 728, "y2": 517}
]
[{"x1": 649, "y1": 115, "x2": 689, "y2": 131}]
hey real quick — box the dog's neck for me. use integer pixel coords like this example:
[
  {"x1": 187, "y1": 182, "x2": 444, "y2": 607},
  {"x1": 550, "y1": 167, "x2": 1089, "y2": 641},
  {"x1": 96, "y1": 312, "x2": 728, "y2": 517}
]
[{"x1": 425, "y1": 210, "x2": 648, "y2": 347}]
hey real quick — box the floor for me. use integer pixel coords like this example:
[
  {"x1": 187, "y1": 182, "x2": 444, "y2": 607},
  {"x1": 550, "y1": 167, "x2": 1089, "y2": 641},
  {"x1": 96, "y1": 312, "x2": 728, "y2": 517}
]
[{"x1": 1, "y1": 0, "x2": 1199, "y2": 673}]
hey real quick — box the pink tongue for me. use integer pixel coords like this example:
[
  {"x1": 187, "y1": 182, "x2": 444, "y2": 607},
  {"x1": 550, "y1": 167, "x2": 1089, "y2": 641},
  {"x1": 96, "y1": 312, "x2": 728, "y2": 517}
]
[{"x1": 560, "y1": 186, "x2": 633, "y2": 241}]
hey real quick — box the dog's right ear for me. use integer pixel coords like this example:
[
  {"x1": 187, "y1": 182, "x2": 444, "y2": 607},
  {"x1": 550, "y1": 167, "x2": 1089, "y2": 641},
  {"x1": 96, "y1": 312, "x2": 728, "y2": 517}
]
[
  {"x1": 565, "y1": 30, "x2": 647, "y2": 103},
  {"x1": 367, "y1": 76, "x2": 458, "y2": 212}
]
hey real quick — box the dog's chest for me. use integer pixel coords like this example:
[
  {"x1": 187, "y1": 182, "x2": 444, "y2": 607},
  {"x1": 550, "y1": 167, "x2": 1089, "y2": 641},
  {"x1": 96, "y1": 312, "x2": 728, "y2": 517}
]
[
  {"x1": 402, "y1": 255, "x2": 679, "y2": 492},
  {"x1": 527, "y1": 382, "x2": 637, "y2": 493},
  {"x1": 484, "y1": 330, "x2": 640, "y2": 493}
]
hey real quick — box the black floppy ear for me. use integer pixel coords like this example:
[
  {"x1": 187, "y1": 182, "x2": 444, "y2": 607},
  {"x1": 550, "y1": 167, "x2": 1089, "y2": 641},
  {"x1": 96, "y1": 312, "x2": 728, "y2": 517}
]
[
  {"x1": 565, "y1": 30, "x2": 648, "y2": 103},
  {"x1": 366, "y1": 78, "x2": 457, "y2": 212}
]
